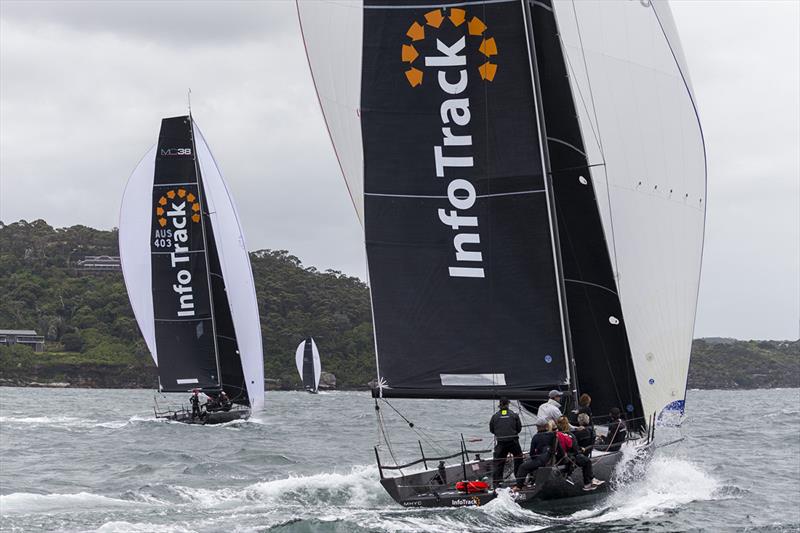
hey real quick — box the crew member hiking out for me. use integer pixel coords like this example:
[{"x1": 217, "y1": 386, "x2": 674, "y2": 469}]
[{"x1": 489, "y1": 397, "x2": 522, "y2": 488}]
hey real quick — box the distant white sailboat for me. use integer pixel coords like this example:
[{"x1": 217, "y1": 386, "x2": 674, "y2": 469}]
[{"x1": 295, "y1": 337, "x2": 322, "y2": 393}]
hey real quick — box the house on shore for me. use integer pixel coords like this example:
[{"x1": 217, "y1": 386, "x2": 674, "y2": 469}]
[{"x1": 0, "y1": 329, "x2": 45, "y2": 353}]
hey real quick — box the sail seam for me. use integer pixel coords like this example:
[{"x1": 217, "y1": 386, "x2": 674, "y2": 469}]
[
  {"x1": 365, "y1": 189, "x2": 545, "y2": 199},
  {"x1": 155, "y1": 318, "x2": 214, "y2": 323},
  {"x1": 151, "y1": 250, "x2": 205, "y2": 255}
]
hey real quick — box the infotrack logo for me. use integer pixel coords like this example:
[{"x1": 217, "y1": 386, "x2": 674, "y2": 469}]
[
  {"x1": 401, "y1": 7, "x2": 498, "y2": 87},
  {"x1": 156, "y1": 188, "x2": 201, "y2": 228}
]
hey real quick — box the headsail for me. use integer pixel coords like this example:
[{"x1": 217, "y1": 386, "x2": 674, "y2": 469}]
[
  {"x1": 295, "y1": 337, "x2": 321, "y2": 391},
  {"x1": 551, "y1": 0, "x2": 706, "y2": 419},
  {"x1": 120, "y1": 115, "x2": 265, "y2": 411},
  {"x1": 193, "y1": 122, "x2": 265, "y2": 411},
  {"x1": 528, "y1": 0, "x2": 643, "y2": 421}
]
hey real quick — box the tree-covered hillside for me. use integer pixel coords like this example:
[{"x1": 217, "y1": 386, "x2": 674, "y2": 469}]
[
  {"x1": 0, "y1": 220, "x2": 797, "y2": 390},
  {"x1": 687, "y1": 338, "x2": 798, "y2": 389},
  {"x1": 0, "y1": 219, "x2": 374, "y2": 388}
]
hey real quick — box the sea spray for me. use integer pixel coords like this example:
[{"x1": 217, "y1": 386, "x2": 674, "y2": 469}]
[{"x1": 582, "y1": 456, "x2": 721, "y2": 523}]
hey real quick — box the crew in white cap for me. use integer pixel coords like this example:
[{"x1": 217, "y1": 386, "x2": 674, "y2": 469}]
[{"x1": 537, "y1": 390, "x2": 564, "y2": 423}]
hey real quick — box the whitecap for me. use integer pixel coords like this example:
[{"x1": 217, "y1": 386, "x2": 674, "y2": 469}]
[
  {"x1": 94, "y1": 521, "x2": 196, "y2": 533},
  {"x1": 0, "y1": 491, "x2": 147, "y2": 514}
]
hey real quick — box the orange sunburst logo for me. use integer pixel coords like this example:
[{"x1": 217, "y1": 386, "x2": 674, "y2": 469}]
[
  {"x1": 156, "y1": 187, "x2": 200, "y2": 227},
  {"x1": 401, "y1": 7, "x2": 498, "y2": 87}
]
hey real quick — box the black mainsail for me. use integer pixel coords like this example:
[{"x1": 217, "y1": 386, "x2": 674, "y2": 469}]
[
  {"x1": 361, "y1": 0, "x2": 570, "y2": 399},
  {"x1": 150, "y1": 116, "x2": 221, "y2": 393}
]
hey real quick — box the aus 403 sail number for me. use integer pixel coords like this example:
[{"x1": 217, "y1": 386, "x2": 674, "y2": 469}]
[{"x1": 153, "y1": 229, "x2": 173, "y2": 249}]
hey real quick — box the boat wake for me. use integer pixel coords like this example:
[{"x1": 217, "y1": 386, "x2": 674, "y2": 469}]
[{"x1": 1, "y1": 455, "x2": 734, "y2": 532}]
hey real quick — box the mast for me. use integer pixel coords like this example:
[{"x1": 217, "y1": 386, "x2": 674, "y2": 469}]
[
  {"x1": 521, "y1": 0, "x2": 579, "y2": 409},
  {"x1": 189, "y1": 113, "x2": 223, "y2": 389}
]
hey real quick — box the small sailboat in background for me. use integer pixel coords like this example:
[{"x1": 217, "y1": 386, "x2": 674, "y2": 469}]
[
  {"x1": 295, "y1": 337, "x2": 322, "y2": 394},
  {"x1": 299, "y1": 0, "x2": 705, "y2": 508},
  {"x1": 119, "y1": 113, "x2": 265, "y2": 424}
]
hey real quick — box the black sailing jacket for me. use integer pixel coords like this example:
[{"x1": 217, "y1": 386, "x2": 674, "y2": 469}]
[{"x1": 489, "y1": 408, "x2": 522, "y2": 441}]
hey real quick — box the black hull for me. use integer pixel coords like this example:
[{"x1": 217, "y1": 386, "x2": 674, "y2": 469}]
[
  {"x1": 156, "y1": 407, "x2": 250, "y2": 425},
  {"x1": 380, "y1": 441, "x2": 651, "y2": 509}
]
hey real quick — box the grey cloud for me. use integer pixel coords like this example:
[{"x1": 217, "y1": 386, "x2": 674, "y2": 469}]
[
  {"x1": 0, "y1": 0, "x2": 294, "y2": 46},
  {"x1": 0, "y1": 0, "x2": 797, "y2": 340}
]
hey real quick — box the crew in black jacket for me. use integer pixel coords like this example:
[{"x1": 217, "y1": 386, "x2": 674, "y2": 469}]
[
  {"x1": 489, "y1": 397, "x2": 522, "y2": 487},
  {"x1": 596, "y1": 407, "x2": 628, "y2": 452},
  {"x1": 514, "y1": 417, "x2": 554, "y2": 489}
]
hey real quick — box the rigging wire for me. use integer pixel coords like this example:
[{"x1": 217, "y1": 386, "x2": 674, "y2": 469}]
[{"x1": 379, "y1": 398, "x2": 449, "y2": 456}]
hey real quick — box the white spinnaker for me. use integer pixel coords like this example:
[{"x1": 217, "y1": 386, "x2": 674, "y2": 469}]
[
  {"x1": 119, "y1": 146, "x2": 158, "y2": 365},
  {"x1": 296, "y1": 0, "x2": 365, "y2": 224},
  {"x1": 295, "y1": 339, "x2": 306, "y2": 379},
  {"x1": 311, "y1": 338, "x2": 322, "y2": 390},
  {"x1": 193, "y1": 122, "x2": 265, "y2": 412},
  {"x1": 552, "y1": 0, "x2": 706, "y2": 419}
]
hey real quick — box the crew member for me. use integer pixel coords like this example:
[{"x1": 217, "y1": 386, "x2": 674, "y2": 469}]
[
  {"x1": 219, "y1": 391, "x2": 232, "y2": 411},
  {"x1": 513, "y1": 417, "x2": 553, "y2": 490},
  {"x1": 489, "y1": 397, "x2": 523, "y2": 488},
  {"x1": 189, "y1": 389, "x2": 201, "y2": 418},
  {"x1": 570, "y1": 393, "x2": 593, "y2": 425},
  {"x1": 537, "y1": 390, "x2": 564, "y2": 423},
  {"x1": 596, "y1": 407, "x2": 627, "y2": 451},
  {"x1": 573, "y1": 413, "x2": 595, "y2": 457},
  {"x1": 556, "y1": 416, "x2": 602, "y2": 491}
]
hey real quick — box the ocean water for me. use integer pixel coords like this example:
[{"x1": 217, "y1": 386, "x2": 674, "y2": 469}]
[{"x1": 0, "y1": 387, "x2": 798, "y2": 532}]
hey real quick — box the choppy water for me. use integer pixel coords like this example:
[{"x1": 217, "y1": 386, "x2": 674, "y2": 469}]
[{"x1": 0, "y1": 387, "x2": 798, "y2": 532}]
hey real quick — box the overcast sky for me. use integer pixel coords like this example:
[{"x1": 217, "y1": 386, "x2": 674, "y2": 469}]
[{"x1": 1, "y1": 0, "x2": 797, "y2": 341}]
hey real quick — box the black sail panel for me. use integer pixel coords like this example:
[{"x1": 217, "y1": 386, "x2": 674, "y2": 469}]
[
  {"x1": 151, "y1": 116, "x2": 219, "y2": 392},
  {"x1": 362, "y1": 0, "x2": 568, "y2": 398},
  {"x1": 529, "y1": 0, "x2": 644, "y2": 423},
  {"x1": 302, "y1": 338, "x2": 316, "y2": 390}
]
